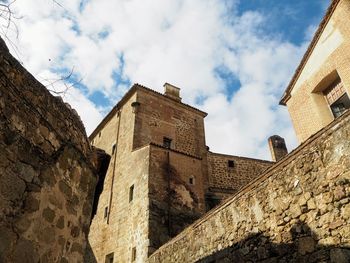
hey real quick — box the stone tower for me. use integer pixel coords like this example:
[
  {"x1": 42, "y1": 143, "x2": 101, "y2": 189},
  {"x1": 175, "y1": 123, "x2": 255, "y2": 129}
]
[
  {"x1": 86, "y1": 83, "x2": 209, "y2": 262},
  {"x1": 86, "y1": 83, "x2": 272, "y2": 262},
  {"x1": 268, "y1": 135, "x2": 288, "y2": 162}
]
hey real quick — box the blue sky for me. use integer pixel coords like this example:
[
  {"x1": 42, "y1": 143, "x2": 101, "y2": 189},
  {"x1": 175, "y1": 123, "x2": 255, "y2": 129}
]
[
  {"x1": 5, "y1": 0, "x2": 329, "y2": 160},
  {"x1": 238, "y1": 0, "x2": 327, "y2": 44}
]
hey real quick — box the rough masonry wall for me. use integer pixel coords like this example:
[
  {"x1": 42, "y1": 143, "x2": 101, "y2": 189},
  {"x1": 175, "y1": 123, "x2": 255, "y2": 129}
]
[
  {"x1": 148, "y1": 111, "x2": 350, "y2": 263},
  {"x1": 148, "y1": 145, "x2": 206, "y2": 253},
  {"x1": 0, "y1": 38, "x2": 98, "y2": 262},
  {"x1": 133, "y1": 88, "x2": 207, "y2": 158},
  {"x1": 287, "y1": 0, "x2": 350, "y2": 142},
  {"x1": 207, "y1": 152, "x2": 272, "y2": 193},
  {"x1": 87, "y1": 93, "x2": 152, "y2": 263}
]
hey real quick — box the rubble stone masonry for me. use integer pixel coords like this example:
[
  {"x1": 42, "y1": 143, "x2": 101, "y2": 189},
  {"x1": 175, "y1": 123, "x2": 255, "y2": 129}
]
[
  {"x1": 148, "y1": 110, "x2": 350, "y2": 262},
  {"x1": 0, "y1": 38, "x2": 101, "y2": 263},
  {"x1": 207, "y1": 152, "x2": 272, "y2": 194}
]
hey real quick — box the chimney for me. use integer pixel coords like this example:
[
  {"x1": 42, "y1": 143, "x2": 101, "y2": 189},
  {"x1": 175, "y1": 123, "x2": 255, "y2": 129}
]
[
  {"x1": 268, "y1": 135, "x2": 288, "y2": 162},
  {"x1": 164, "y1": 83, "x2": 182, "y2": 102}
]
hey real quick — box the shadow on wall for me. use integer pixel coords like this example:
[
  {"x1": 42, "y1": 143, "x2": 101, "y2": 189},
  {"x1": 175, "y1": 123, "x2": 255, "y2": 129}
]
[
  {"x1": 84, "y1": 240, "x2": 98, "y2": 263},
  {"x1": 197, "y1": 222, "x2": 350, "y2": 263}
]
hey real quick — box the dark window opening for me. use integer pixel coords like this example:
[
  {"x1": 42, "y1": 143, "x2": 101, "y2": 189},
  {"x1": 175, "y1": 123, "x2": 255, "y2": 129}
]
[
  {"x1": 99, "y1": 132, "x2": 101, "y2": 137},
  {"x1": 205, "y1": 194, "x2": 222, "y2": 211},
  {"x1": 112, "y1": 144, "x2": 116, "y2": 155},
  {"x1": 129, "y1": 185, "x2": 134, "y2": 203},
  {"x1": 105, "y1": 252, "x2": 114, "y2": 263},
  {"x1": 330, "y1": 94, "x2": 350, "y2": 118},
  {"x1": 104, "y1": 207, "x2": 108, "y2": 219},
  {"x1": 189, "y1": 177, "x2": 194, "y2": 185},
  {"x1": 228, "y1": 160, "x2": 234, "y2": 168},
  {"x1": 163, "y1": 137, "x2": 172, "y2": 149},
  {"x1": 131, "y1": 247, "x2": 136, "y2": 261}
]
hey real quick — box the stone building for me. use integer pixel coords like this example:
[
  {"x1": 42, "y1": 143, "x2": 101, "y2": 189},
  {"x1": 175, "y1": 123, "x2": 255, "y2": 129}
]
[
  {"x1": 280, "y1": 0, "x2": 350, "y2": 143},
  {"x1": 149, "y1": 1, "x2": 350, "y2": 261},
  {"x1": 86, "y1": 83, "x2": 273, "y2": 262},
  {"x1": 1, "y1": 0, "x2": 349, "y2": 262}
]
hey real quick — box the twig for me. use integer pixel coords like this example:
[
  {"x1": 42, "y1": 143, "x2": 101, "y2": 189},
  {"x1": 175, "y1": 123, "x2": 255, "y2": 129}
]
[{"x1": 41, "y1": 66, "x2": 83, "y2": 97}]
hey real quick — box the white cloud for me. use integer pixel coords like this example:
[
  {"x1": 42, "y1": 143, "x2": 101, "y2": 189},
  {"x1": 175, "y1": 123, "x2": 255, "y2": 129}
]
[{"x1": 3, "y1": 0, "x2": 317, "y2": 159}]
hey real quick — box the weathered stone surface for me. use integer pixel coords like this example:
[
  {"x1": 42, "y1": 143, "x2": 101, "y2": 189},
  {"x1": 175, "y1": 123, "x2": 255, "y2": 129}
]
[
  {"x1": 42, "y1": 207, "x2": 55, "y2": 223},
  {"x1": 148, "y1": 110, "x2": 350, "y2": 262},
  {"x1": 0, "y1": 37, "x2": 101, "y2": 263},
  {"x1": 87, "y1": 83, "x2": 272, "y2": 262},
  {"x1": 0, "y1": 173, "x2": 26, "y2": 201},
  {"x1": 330, "y1": 248, "x2": 350, "y2": 263},
  {"x1": 298, "y1": 237, "x2": 315, "y2": 255}
]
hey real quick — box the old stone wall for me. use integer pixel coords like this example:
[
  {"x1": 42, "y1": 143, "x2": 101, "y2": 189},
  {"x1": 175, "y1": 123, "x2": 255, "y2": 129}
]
[
  {"x1": 0, "y1": 38, "x2": 100, "y2": 262},
  {"x1": 148, "y1": 110, "x2": 350, "y2": 263},
  {"x1": 133, "y1": 88, "x2": 207, "y2": 158},
  {"x1": 286, "y1": 0, "x2": 350, "y2": 143},
  {"x1": 207, "y1": 152, "x2": 272, "y2": 193},
  {"x1": 148, "y1": 145, "x2": 207, "y2": 253},
  {"x1": 87, "y1": 91, "x2": 152, "y2": 263}
]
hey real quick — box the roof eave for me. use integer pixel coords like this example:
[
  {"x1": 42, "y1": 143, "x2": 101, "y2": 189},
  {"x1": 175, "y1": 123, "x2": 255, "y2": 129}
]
[{"x1": 279, "y1": 0, "x2": 341, "y2": 106}]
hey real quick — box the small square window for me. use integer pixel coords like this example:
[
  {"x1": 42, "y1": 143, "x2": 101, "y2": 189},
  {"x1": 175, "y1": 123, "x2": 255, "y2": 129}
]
[
  {"x1": 105, "y1": 252, "x2": 114, "y2": 263},
  {"x1": 131, "y1": 247, "x2": 136, "y2": 261},
  {"x1": 228, "y1": 160, "x2": 234, "y2": 168},
  {"x1": 129, "y1": 185, "x2": 134, "y2": 203},
  {"x1": 104, "y1": 207, "x2": 108, "y2": 219},
  {"x1": 330, "y1": 94, "x2": 350, "y2": 118},
  {"x1": 163, "y1": 137, "x2": 172, "y2": 149}
]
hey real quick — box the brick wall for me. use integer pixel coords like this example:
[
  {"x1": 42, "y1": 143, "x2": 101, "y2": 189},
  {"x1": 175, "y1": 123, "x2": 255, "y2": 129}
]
[{"x1": 148, "y1": 111, "x2": 350, "y2": 263}]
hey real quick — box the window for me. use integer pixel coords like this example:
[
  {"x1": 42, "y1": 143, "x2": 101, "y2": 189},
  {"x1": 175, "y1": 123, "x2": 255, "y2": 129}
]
[
  {"x1": 330, "y1": 94, "x2": 350, "y2": 118},
  {"x1": 131, "y1": 247, "x2": 136, "y2": 261},
  {"x1": 163, "y1": 137, "x2": 172, "y2": 149},
  {"x1": 228, "y1": 160, "x2": 234, "y2": 168},
  {"x1": 105, "y1": 253, "x2": 114, "y2": 263},
  {"x1": 129, "y1": 185, "x2": 134, "y2": 202},
  {"x1": 189, "y1": 177, "x2": 194, "y2": 185},
  {"x1": 323, "y1": 78, "x2": 350, "y2": 118},
  {"x1": 112, "y1": 144, "x2": 116, "y2": 155},
  {"x1": 99, "y1": 132, "x2": 102, "y2": 137},
  {"x1": 104, "y1": 207, "x2": 108, "y2": 219}
]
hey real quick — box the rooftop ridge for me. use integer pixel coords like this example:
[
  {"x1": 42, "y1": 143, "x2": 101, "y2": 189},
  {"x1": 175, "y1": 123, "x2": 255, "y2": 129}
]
[{"x1": 279, "y1": 0, "x2": 341, "y2": 105}]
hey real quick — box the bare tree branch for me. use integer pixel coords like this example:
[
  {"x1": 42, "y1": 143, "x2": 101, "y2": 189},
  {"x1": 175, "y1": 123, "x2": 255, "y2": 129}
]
[
  {"x1": 0, "y1": 0, "x2": 79, "y2": 95},
  {"x1": 40, "y1": 67, "x2": 84, "y2": 97}
]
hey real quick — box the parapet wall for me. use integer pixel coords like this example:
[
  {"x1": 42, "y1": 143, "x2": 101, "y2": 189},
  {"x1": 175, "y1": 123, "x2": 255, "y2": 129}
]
[
  {"x1": 148, "y1": 110, "x2": 350, "y2": 263},
  {"x1": 0, "y1": 38, "x2": 100, "y2": 262}
]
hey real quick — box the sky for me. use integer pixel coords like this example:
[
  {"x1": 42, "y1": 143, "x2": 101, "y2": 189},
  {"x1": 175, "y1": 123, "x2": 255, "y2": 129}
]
[{"x1": 1, "y1": 0, "x2": 329, "y2": 160}]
